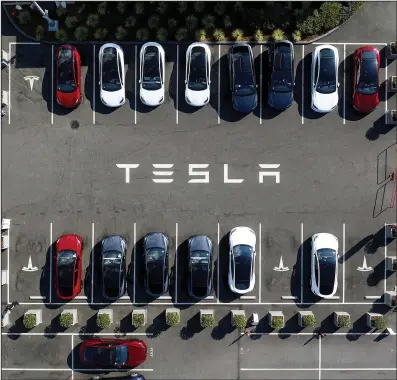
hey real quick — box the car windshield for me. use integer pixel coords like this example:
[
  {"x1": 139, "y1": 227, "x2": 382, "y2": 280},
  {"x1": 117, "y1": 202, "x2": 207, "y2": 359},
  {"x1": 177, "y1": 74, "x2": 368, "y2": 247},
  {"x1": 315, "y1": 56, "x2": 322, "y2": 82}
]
[
  {"x1": 316, "y1": 49, "x2": 336, "y2": 94},
  {"x1": 271, "y1": 45, "x2": 293, "y2": 92},
  {"x1": 115, "y1": 345, "x2": 128, "y2": 365},
  {"x1": 102, "y1": 47, "x2": 122, "y2": 92},
  {"x1": 188, "y1": 48, "x2": 207, "y2": 91},
  {"x1": 191, "y1": 250, "x2": 209, "y2": 289},
  {"x1": 233, "y1": 245, "x2": 253, "y2": 289},
  {"x1": 57, "y1": 250, "x2": 76, "y2": 289},
  {"x1": 358, "y1": 52, "x2": 378, "y2": 95},
  {"x1": 142, "y1": 47, "x2": 162, "y2": 91},
  {"x1": 57, "y1": 250, "x2": 77, "y2": 265},
  {"x1": 103, "y1": 251, "x2": 122, "y2": 289},
  {"x1": 233, "y1": 47, "x2": 255, "y2": 96},
  {"x1": 86, "y1": 345, "x2": 127, "y2": 365},
  {"x1": 317, "y1": 248, "x2": 336, "y2": 294},
  {"x1": 147, "y1": 248, "x2": 164, "y2": 285},
  {"x1": 57, "y1": 49, "x2": 76, "y2": 93}
]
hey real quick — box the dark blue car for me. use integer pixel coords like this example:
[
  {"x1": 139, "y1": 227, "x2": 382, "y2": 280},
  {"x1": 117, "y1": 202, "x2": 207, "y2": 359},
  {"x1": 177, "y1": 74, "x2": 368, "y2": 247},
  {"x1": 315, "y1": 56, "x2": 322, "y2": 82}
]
[{"x1": 228, "y1": 44, "x2": 258, "y2": 113}]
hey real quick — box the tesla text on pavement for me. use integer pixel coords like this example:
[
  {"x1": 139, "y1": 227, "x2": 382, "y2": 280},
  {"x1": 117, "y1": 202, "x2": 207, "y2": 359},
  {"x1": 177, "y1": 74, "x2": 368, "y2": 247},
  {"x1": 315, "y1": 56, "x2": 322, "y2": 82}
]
[{"x1": 116, "y1": 164, "x2": 281, "y2": 184}]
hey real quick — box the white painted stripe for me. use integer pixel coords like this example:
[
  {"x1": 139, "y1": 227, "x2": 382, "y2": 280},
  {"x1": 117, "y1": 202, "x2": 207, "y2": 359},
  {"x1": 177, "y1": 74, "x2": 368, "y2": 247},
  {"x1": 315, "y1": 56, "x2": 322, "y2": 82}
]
[
  {"x1": 3, "y1": 332, "x2": 152, "y2": 336},
  {"x1": 242, "y1": 331, "x2": 394, "y2": 336},
  {"x1": 387, "y1": 328, "x2": 396, "y2": 335},
  {"x1": 205, "y1": 296, "x2": 214, "y2": 300},
  {"x1": 319, "y1": 334, "x2": 322, "y2": 380},
  {"x1": 158, "y1": 295, "x2": 172, "y2": 299},
  {"x1": 365, "y1": 296, "x2": 380, "y2": 300},
  {"x1": 133, "y1": 222, "x2": 136, "y2": 304},
  {"x1": 75, "y1": 296, "x2": 87, "y2": 299},
  {"x1": 8, "y1": 42, "x2": 11, "y2": 125},
  {"x1": 51, "y1": 44, "x2": 54, "y2": 125},
  {"x1": 120, "y1": 296, "x2": 130, "y2": 299},
  {"x1": 71, "y1": 335, "x2": 74, "y2": 380},
  {"x1": 2, "y1": 369, "x2": 71, "y2": 371},
  {"x1": 325, "y1": 296, "x2": 340, "y2": 299},
  {"x1": 217, "y1": 222, "x2": 220, "y2": 303},
  {"x1": 218, "y1": 45, "x2": 221, "y2": 124},
  {"x1": 342, "y1": 223, "x2": 345, "y2": 303},
  {"x1": 241, "y1": 368, "x2": 397, "y2": 372},
  {"x1": 91, "y1": 222, "x2": 95, "y2": 304},
  {"x1": 49, "y1": 223, "x2": 53, "y2": 303},
  {"x1": 282, "y1": 296, "x2": 298, "y2": 300},
  {"x1": 259, "y1": 223, "x2": 262, "y2": 303},
  {"x1": 74, "y1": 369, "x2": 154, "y2": 372},
  {"x1": 9, "y1": 42, "x2": 41, "y2": 45},
  {"x1": 312, "y1": 42, "x2": 387, "y2": 45},
  {"x1": 384, "y1": 223, "x2": 387, "y2": 293},
  {"x1": 175, "y1": 222, "x2": 178, "y2": 304},
  {"x1": 301, "y1": 45, "x2": 304, "y2": 125},
  {"x1": 300, "y1": 223, "x2": 304, "y2": 303},
  {"x1": 29, "y1": 296, "x2": 46, "y2": 300},
  {"x1": 7, "y1": 220, "x2": 10, "y2": 303},
  {"x1": 135, "y1": 45, "x2": 137, "y2": 125},
  {"x1": 241, "y1": 295, "x2": 256, "y2": 299},
  {"x1": 176, "y1": 45, "x2": 179, "y2": 124},
  {"x1": 385, "y1": 56, "x2": 388, "y2": 124},
  {"x1": 260, "y1": 45, "x2": 262, "y2": 124},
  {"x1": 343, "y1": 44, "x2": 345, "y2": 125},
  {"x1": 93, "y1": 45, "x2": 96, "y2": 125}
]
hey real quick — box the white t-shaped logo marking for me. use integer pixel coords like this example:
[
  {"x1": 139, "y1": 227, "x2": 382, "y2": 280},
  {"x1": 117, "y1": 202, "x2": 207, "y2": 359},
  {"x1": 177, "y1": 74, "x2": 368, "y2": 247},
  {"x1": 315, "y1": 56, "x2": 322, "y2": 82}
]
[{"x1": 24, "y1": 76, "x2": 40, "y2": 91}]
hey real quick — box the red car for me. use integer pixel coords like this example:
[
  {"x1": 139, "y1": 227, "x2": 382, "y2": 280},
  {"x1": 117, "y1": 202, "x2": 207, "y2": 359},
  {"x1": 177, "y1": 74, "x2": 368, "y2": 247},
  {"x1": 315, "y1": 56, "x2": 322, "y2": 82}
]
[
  {"x1": 352, "y1": 46, "x2": 380, "y2": 113},
  {"x1": 54, "y1": 234, "x2": 83, "y2": 300},
  {"x1": 55, "y1": 45, "x2": 82, "y2": 108},
  {"x1": 79, "y1": 338, "x2": 147, "y2": 368}
]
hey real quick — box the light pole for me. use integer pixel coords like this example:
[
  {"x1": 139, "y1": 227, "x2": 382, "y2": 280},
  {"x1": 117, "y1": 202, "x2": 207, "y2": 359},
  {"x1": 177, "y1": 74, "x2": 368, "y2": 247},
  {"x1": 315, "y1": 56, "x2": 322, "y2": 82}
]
[{"x1": 30, "y1": 1, "x2": 59, "y2": 31}]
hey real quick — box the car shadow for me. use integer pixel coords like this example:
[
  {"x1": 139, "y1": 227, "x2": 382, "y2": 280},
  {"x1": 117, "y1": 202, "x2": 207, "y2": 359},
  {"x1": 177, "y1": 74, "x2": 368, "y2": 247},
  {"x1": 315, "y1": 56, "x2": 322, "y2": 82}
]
[
  {"x1": 366, "y1": 114, "x2": 395, "y2": 141},
  {"x1": 83, "y1": 44, "x2": 95, "y2": 113},
  {"x1": 380, "y1": 46, "x2": 394, "y2": 69},
  {"x1": 290, "y1": 242, "x2": 303, "y2": 305}
]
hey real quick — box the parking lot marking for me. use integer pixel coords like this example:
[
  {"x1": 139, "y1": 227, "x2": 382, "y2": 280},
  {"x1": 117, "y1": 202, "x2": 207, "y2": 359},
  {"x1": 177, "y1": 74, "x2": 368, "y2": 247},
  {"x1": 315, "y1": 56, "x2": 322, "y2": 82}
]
[
  {"x1": 135, "y1": 45, "x2": 137, "y2": 125},
  {"x1": 120, "y1": 296, "x2": 130, "y2": 299},
  {"x1": 91, "y1": 222, "x2": 95, "y2": 304},
  {"x1": 343, "y1": 44, "x2": 346, "y2": 125},
  {"x1": 218, "y1": 45, "x2": 221, "y2": 125},
  {"x1": 205, "y1": 296, "x2": 214, "y2": 300},
  {"x1": 365, "y1": 295, "x2": 380, "y2": 299},
  {"x1": 71, "y1": 335, "x2": 74, "y2": 380},
  {"x1": 242, "y1": 331, "x2": 394, "y2": 336},
  {"x1": 176, "y1": 45, "x2": 179, "y2": 125},
  {"x1": 319, "y1": 335, "x2": 322, "y2": 380},
  {"x1": 300, "y1": 223, "x2": 304, "y2": 303},
  {"x1": 313, "y1": 42, "x2": 388, "y2": 45},
  {"x1": 241, "y1": 295, "x2": 256, "y2": 299},
  {"x1": 241, "y1": 368, "x2": 397, "y2": 371},
  {"x1": 342, "y1": 223, "x2": 345, "y2": 303},
  {"x1": 259, "y1": 223, "x2": 262, "y2": 302},
  {"x1": 7, "y1": 220, "x2": 10, "y2": 303},
  {"x1": 217, "y1": 222, "x2": 220, "y2": 303},
  {"x1": 385, "y1": 57, "x2": 388, "y2": 123},
  {"x1": 49, "y1": 222, "x2": 53, "y2": 303},
  {"x1": 133, "y1": 221, "x2": 136, "y2": 303},
  {"x1": 3, "y1": 332, "x2": 152, "y2": 336},
  {"x1": 282, "y1": 296, "x2": 298, "y2": 300},
  {"x1": 175, "y1": 222, "x2": 178, "y2": 303},
  {"x1": 75, "y1": 296, "x2": 87, "y2": 299},
  {"x1": 51, "y1": 45, "x2": 54, "y2": 125},
  {"x1": 93, "y1": 45, "x2": 96, "y2": 125},
  {"x1": 2, "y1": 368, "x2": 71, "y2": 371},
  {"x1": 301, "y1": 45, "x2": 304, "y2": 125},
  {"x1": 29, "y1": 296, "x2": 46, "y2": 300},
  {"x1": 260, "y1": 45, "x2": 263, "y2": 124},
  {"x1": 384, "y1": 223, "x2": 387, "y2": 294},
  {"x1": 8, "y1": 42, "x2": 11, "y2": 124},
  {"x1": 159, "y1": 295, "x2": 172, "y2": 299}
]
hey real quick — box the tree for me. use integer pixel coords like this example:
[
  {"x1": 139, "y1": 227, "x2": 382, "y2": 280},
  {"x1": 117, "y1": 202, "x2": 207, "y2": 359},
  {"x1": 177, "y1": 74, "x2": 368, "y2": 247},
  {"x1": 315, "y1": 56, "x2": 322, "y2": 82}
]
[
  {"x1": 124, "y1": 16, "x2": 136, "y2": 29},
  {"x1": 117, "y1": 1, "x2": 127, "y2": 14},
  {"x1": 55, "y1": 29, "x2": 68, "y2": 42},
  {"x1": 214, "y1": 2, "x2": 226, "y2": 16},
  {"x1": 202, "y1": 14, "x2": 215, "y2": 29},
  {"x1": 178, "y1": 1, "x2": 188, "y2": 14},
  {"x1": 186, "y1": 15, "x2": 198, "y2": 31},
  {"x1": 234, "y1": 1, "x2": 244, "y2": 12},
  {"x1": 272, "y1": 29, "x2": 285, "y2": 41},
  {"x1": 292, "y1": 30, "x2": 301, "y2": 42},
  {"x1": 156, "y1": 1, "x2": 168, "y2": 14},
  {"x1": 254, "y1": 29, "x2": 264, "y2": 42},
  {"x1": 94, "y1": 28, "x2": 108, "y2": 40},
  {"x1": 224, "y1": 16, "x2": 232, "y2": 29},
  {"x1": 74, "y1": 26, "x2": 90, "y2": 42},
  {"x1": 232, "y1": 29, "x2": 244, "y2": 42},
  {"x1": 97, "y1": 2, "x2": 108, "y2": 16},
  {"x1": 115, "y1": 26, "x2": 128, "y2": 41},
  {"x1": 195, "y1": 29, "x2": 207, "y2": 42},
  {"x1": 86, "y1": 14, "x2": 99, "y2": 28},
  {"x1": 194, "y1": 1, "x2": 205, "y2": 13},
  {"x1": 65, "y1": 16, "x2": 78, "y2": 29},
  {"x1": 136, "y1": 28, "x2": 149, "y2": 41},
  {"x1": 56, "y1": 7, "x2": 68, "y2": 17},
  {"x1": 318, "y1": 2, "x2": 343, "y2": 30},
  {"x1": 17, "y1": 10, "x2": 31, "y2": 25},
  {"x1": 35, "y1": 25, "x2": 45, "y2": 41},
  {"x1": 148, "y1": 15, "x2": 160, "y2": 30},
  {"x1": 213, "y1": 29, "x2": 226, "y2": 42},
  {"x1": 168, "y1": 18, "x2": 178, "y2": 29},
  {"x1": 156, "y1": 28, "x2": 168, "y2": 42},
  {"x1": 175, "y1": 27, "x2": 188, "y2": 42},
  {"x1": 134, "y1": 2, "x2": 145, "y2": 15}
]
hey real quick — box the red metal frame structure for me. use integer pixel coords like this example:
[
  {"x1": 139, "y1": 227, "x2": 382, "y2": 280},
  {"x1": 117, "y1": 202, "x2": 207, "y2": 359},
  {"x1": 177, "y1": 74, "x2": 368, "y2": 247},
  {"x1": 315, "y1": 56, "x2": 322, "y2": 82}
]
[{"x1": 390, "y1": 168, "x2": 397, "y2": 208}]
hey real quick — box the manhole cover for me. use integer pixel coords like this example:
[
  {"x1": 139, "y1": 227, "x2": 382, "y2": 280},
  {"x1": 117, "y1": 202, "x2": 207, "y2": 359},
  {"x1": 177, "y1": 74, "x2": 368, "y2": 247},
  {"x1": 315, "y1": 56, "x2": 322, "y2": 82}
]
[{"x1": 70, "y1": 120, "x2": 80, "y2": 129}]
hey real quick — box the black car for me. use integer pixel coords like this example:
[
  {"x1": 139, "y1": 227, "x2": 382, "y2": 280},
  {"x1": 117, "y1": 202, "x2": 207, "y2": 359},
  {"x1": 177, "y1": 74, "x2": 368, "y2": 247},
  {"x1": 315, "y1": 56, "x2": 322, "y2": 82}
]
[
  {"x1": 268, "y1": 40, "x2": 294, "y2": 110},
  {"x1": 101, "y1": 236, "x2": 127, "y2": 301},
  {"x1": 188, "y1": 235, "x2": 213, "y2": 299},
  {"x1": 228, "y1": 43, "x2": 258, "y2": 113},
  {"x1": 143, "y1": 232, "x2": 169, "y2": 297}
]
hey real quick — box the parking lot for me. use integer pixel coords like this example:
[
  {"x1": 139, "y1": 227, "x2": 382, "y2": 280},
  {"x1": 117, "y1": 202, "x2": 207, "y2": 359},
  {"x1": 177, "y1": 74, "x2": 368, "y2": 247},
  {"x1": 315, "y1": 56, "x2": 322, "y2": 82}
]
[{"x1": 2, "y1": 21, "x2": 397, "y2": 380}]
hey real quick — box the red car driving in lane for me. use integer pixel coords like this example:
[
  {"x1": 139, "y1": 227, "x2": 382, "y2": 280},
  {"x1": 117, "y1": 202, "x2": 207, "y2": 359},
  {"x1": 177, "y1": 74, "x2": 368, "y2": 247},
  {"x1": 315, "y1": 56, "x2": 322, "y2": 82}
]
[
  {"x1": 352, "y1": 46, "x2": 380, "y2": 113},
  {"x1": 55, "y1": 44, "x2": 81, "y2": 108},
  {"x1": 79, "y1": 339, "x2": 148, "y2": 368},
  {"x1": 54, "y1": 234, "x2": 83, "y2": 300}
]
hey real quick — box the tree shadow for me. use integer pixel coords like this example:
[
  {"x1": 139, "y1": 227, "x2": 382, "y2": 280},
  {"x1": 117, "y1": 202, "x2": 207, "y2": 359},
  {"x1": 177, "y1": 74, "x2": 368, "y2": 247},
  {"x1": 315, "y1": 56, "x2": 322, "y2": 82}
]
[
  {"x1": 44, "y1": 313, "x2": 68, "y2": 339},
  {"x1": 145, "y1": 310, "x2": 169, "y2": 339},
  {"x1": 211, "y1": 312, "x2": 234, "y2": 340},
  {"x1": 6, "y1": 315, "x2": 30, "y2": 340},
  {"x1": 366, "y1": 114, "x2": 395, "y2": 141},
  {"x1": 179, "y1": 312, "x2": 202, "y2": 340},
  {"x1": 279, "y1": 313, "x2": 304, "y2": 336},
  {"x1": 345, "y1": 313, "x2": 371, "y2": 341},
  {"x1": 118, "y1": 312, "x2": 137, "y2": 335},
  {"x1": 78, "y1": 314, "x2": 99, "y2": 338}
]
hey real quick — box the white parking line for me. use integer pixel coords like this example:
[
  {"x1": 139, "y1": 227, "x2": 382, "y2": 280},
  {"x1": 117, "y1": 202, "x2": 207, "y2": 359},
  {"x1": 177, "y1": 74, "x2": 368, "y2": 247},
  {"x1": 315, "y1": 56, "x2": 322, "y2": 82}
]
[
  {"x1": 71, "y1": 335, "x2": 74, "y2": 380},
  {"x1": 93, "y1": 45, "x2": 96, "y2": 125},
  {"x1": 2, "y1": 369, "x2": 71, "y2": 371},
  {"x1": 319, "y1": 334, "x2": 322, "y2": 380},
  {"x1": 29, "y1": 296, "x2": 46, "y2": 300},
  {"x1": 217, "y1": 222, "x2": 220, "y2": 303},
  {"x1": 158, "y1": 295, "x2": 172, "y2": 299},
  {"x1": 385, "y1": 57, "x2": 388, "y2": 124},
  {"x1": 241, "y1": 295, "x2": 256, "y2": 300},
  {"x1": 313, "y1": 42, "x2": 388, "y2": 45},
  {"x1": 175, "y1": 222, "x2": 178, "y2": 303},
  {"x1": 259, "y1": 223, "x2": 262, "y2": 303},
  {"x1": 135, "y1": 45, "x2": 137, "y2": 125},
  {"x1": 301, "y1": 45, "x2": 304, "y2": 125},
  {"x1": 51, "y1": 44, "x2": 54, "y2": 125},
  {"x1": 260, "y1": 45, "x2": 263, "y2": 124},
  {"x1": 218, "y1": 45, "x2": 221, "y2": 125},
  {"x1": 241, "y1": 368, "x2": 396, "y2": 372},
  {"x1": 241, "y1": 331, "x2": 394, "y2": 336},
  {"x1": 49, "y1": 222, "x2": 53, "y2": 303},
  {"x1": 133, "y1": 221, "x2": 136, "y2": 303},
  {"x1": 3, "y1": 332, "x2": 152, "y2": 336},
  {"x1": 176, "y1": 45, "x2": 179, "y2": 125},
  {"x1": 365, "y1": 295, "x2": 380, "y2": 300},
  {"x1": 342, "y1": 222, "x2": 345, "y2": 303},
  {"x1": 7, "y1": 221, "x2": 10, "y2": 304},
  {"x1": 75, "y1": 296, "x2": 87, "y2": 299},
  {"x1": 300, "y1": 223, "x2": 304, "y2": 303},
  {"x1": 91, "y1": 222, "x2": 95, "y2": 304},
  {"x1": 282, "y1": 296, "x2": 298, "y2": 300},
  {"x1": 343, "y1": 44, "x2": 346, "y2": 125},
  {"x1": 8, "y1": 42, "x2": 11, "y2": 124},
  {"x1": 384, "y1": 223, "x2": 387, "y2": 294}
]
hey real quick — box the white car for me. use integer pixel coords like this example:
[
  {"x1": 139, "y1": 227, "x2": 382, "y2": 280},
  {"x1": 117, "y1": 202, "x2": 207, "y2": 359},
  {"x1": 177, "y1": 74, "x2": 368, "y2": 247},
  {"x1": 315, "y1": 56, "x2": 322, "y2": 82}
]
[
  {"x1": 98, "y1": 43, "x2": 125, "y2": 107},
  {"x1": 228, "y1": 227, "x2": 256, "y2": 294},
  {"x1": 311, "y1": 45, "x2": 339, "y2": 113},
  {"x1": 310, "y1": 233, "x2": 339, "y2": 298},
  {"x1": 185, "y1": 42, "x2": 211, "y2": 107},
  {"x1": 139, "y1": 42, "x2": 165, "y2": 106}
]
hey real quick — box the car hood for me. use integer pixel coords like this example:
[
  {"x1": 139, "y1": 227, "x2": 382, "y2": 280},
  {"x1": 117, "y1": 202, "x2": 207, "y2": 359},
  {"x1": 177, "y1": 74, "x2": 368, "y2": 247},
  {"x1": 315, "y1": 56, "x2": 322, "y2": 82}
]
[
  {"x1": 268, "y1": 90, "x2": 293, "y2": 110},
  {"x1": 354, "y1": 92, "x2": 379, "y2": 112},
  {"x1": 189, "y1": 235, "x2": 210, "y2": 252},
  {"x1": 140, "y1": 88, "x2": 164, "y2": 106},
  {"x1": 313, "y1": 233, "x2": 338, "y2": 251},
  {"x1": 57, "y1": 234, "x2": 81, "y2": 252},
  {"x1": 233, "y1": 93, "x2": 257, "y2": 113},
  {"x1": 185, "y1": 88, "x2": 209, "y2": 107},
  {"x1": 145, "y1": 233, "x2": 166, "y2": 249},
  {"x1": 230, "y1": 227, "x2": 256, "y2": 248},
  {"x1": 102, "y1": 236, "x2": 125, "y2": 252},
  {"x1": 101, "y1": 88, "x2": 125, "y2": 107},
  {"x1": 126, "y1": 341, "x2": 147, "y2": 366},
  {"x1": 56, "y1": 90, "x2": 79, "y2": 108},
  {"x1": 312, "y1": 91, "x2": 338, "y2": 112}
]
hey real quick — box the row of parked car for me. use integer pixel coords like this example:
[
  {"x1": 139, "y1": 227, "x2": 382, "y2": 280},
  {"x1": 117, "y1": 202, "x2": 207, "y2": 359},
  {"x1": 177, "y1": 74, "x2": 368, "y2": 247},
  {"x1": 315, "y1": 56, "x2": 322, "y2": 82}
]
[
  {"x1": 55, "y1": 228, "x2": 340, "y2": 301},
  {"x1": 55, "y1": 41, "x2": 381, "y2": 114}
]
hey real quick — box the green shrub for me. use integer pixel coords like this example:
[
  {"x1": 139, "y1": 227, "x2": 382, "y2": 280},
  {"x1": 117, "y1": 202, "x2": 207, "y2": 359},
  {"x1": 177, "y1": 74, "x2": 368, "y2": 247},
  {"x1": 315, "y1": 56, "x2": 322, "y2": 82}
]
[
  {"x1": 175, "y1": 27, "x2": 188, "y2": 41},
  {"x1": 97, "y1": 313, "x2": 111, "y2": 329},
  {"x1": 65, "y1": 16, "x2": 78, "y2": 29},
  {"x1": 271, "y1": 316, "x2": 284, "y2": 329},
  {"x1": 35, "y1": 25, "x2": 45, "y2": 41},
  {"x1": 213, "y1": 29, "x2": 225, "y2": 42},
  {"x1": 115, "y1": 26, "x2": 128, "y2": 41},
  {"x1": 200, "y1": 313, "x2": 215, "y2": 328},
  {"x1": 124, "y1": 16, "x2": 136, "y2": 29},
  {"x1": 292, "y1": 30, "x2": 301, "y2": 42},
  {"x1": 77, "y1": 4, "x2": 86, "y2": 14},
  {"x1": 178, "y1": 1, "x2": 188, "y2": 14},
  {"x1": 254, "y1": 29, "x2": 264, "y2": 42},
  {"x1": 233, "y1": 314, "x2": 247, "y2": 329},
  {"x1": 86, "y1": 14, "x2": 99, "y2": 28},
  {"x1": 186, "y1": 15, "x2": 198, "y2": 31},
  {"x1": 297, "y1": 10, "x2": 322, "y2": 36},
  {"x1": 168, "y1": 18, "x2": 178, "y2": 29},
  {"x1": 232, "y1": 29, "x2": 244, "y2": 41},
  {"x1": 372, "y1": 316, "x2": 388, "y2": 330},
  {"x1": 94, "y1": 28, "x2": 108, "y2": 40},
  {"x1": 224, "y1": 16, "x2": 232, "y2": 29},
  {"x1": 117, "y1": 1, "x2": 127, "y2": 14},
  {"x1": 194, "y1": 1, "x2": 205, "y2": 13},
  {"x1": 97, "y1": 2, "x2": 108, "y2": 16},
  {"x1": 17, "y1": 10, "x2": 31, "y2": 26},
  {"x1": 59, "y1": 313, "x2": 74, "y2": 328},
  {"x1": 392, "y1": 110, "x2": 397, "y2": 120},
  {"x1": 195, "y1": 29, "x2": 207, "y2": 42},
  {"x1": 214, "y1": 2, "x2": 226, "y2": 16},
  {"x1": 272, "y1": 28, "x2": 285, "y2": 41},
  {"x1": 23, "y1": 314, "x2": 37, "y2": 329},
  {"x1": 157, "y1": 1, "x2": 168, "y2": 14},
  {"x1": 202, "y1": 14, "x2": 216, "y2": 29},
  {"x1": 74, "y1": 26, "x2": 89, "y2": 42},
  {"x1": 56, "y1": 7, "x2": 68, "y2": 17},
  {"x1": 136, "y1": 28, "x2": 149, "y2": 41},
  {"x1": 55, "y1": 29, "x2": 68, "y2": 42},
  {"x1": 341, "y1": 1, "x2": 364, "y2": 22},
  {"x1": 134, "y1": 2, "x2": 145, "y2": 15},
  {"x1": 337, "y1": 315, "x2": 351, "y2": 328},
  {"x1": 302, "y1": 314, "x2": 316, "y2": 327},
  {"x1": 318, "y1": 2, "x2": 342, "y2": 30},
  {"x1": 148, "y1": 15, "x2": 160, "y2": 30},
  {"x1": 156, "y1": 28, "x2": 168, "y2": 42},
  {"x1": 166, "y1": 311, "x2": 180, "y2": 326},
  {"x1": 132, "y1": 313, "x2": 145, "y2": 328},
  {"x1": 234, "y1": 1, "x2": 244, "y2": 12}
]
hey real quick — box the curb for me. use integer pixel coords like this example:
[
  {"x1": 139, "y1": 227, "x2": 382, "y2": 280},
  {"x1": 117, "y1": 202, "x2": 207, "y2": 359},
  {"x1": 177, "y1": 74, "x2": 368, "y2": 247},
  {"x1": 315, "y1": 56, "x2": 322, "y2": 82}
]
[{"x1": 2, "y1": 2, "x2": 358, "y2": 47}]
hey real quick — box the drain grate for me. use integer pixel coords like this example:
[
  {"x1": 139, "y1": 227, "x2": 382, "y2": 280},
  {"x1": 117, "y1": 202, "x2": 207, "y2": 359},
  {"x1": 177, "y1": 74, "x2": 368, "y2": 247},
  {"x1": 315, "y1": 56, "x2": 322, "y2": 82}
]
[{"x1": 70, "y1": 120, "x2": 80, "y2": 129}]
